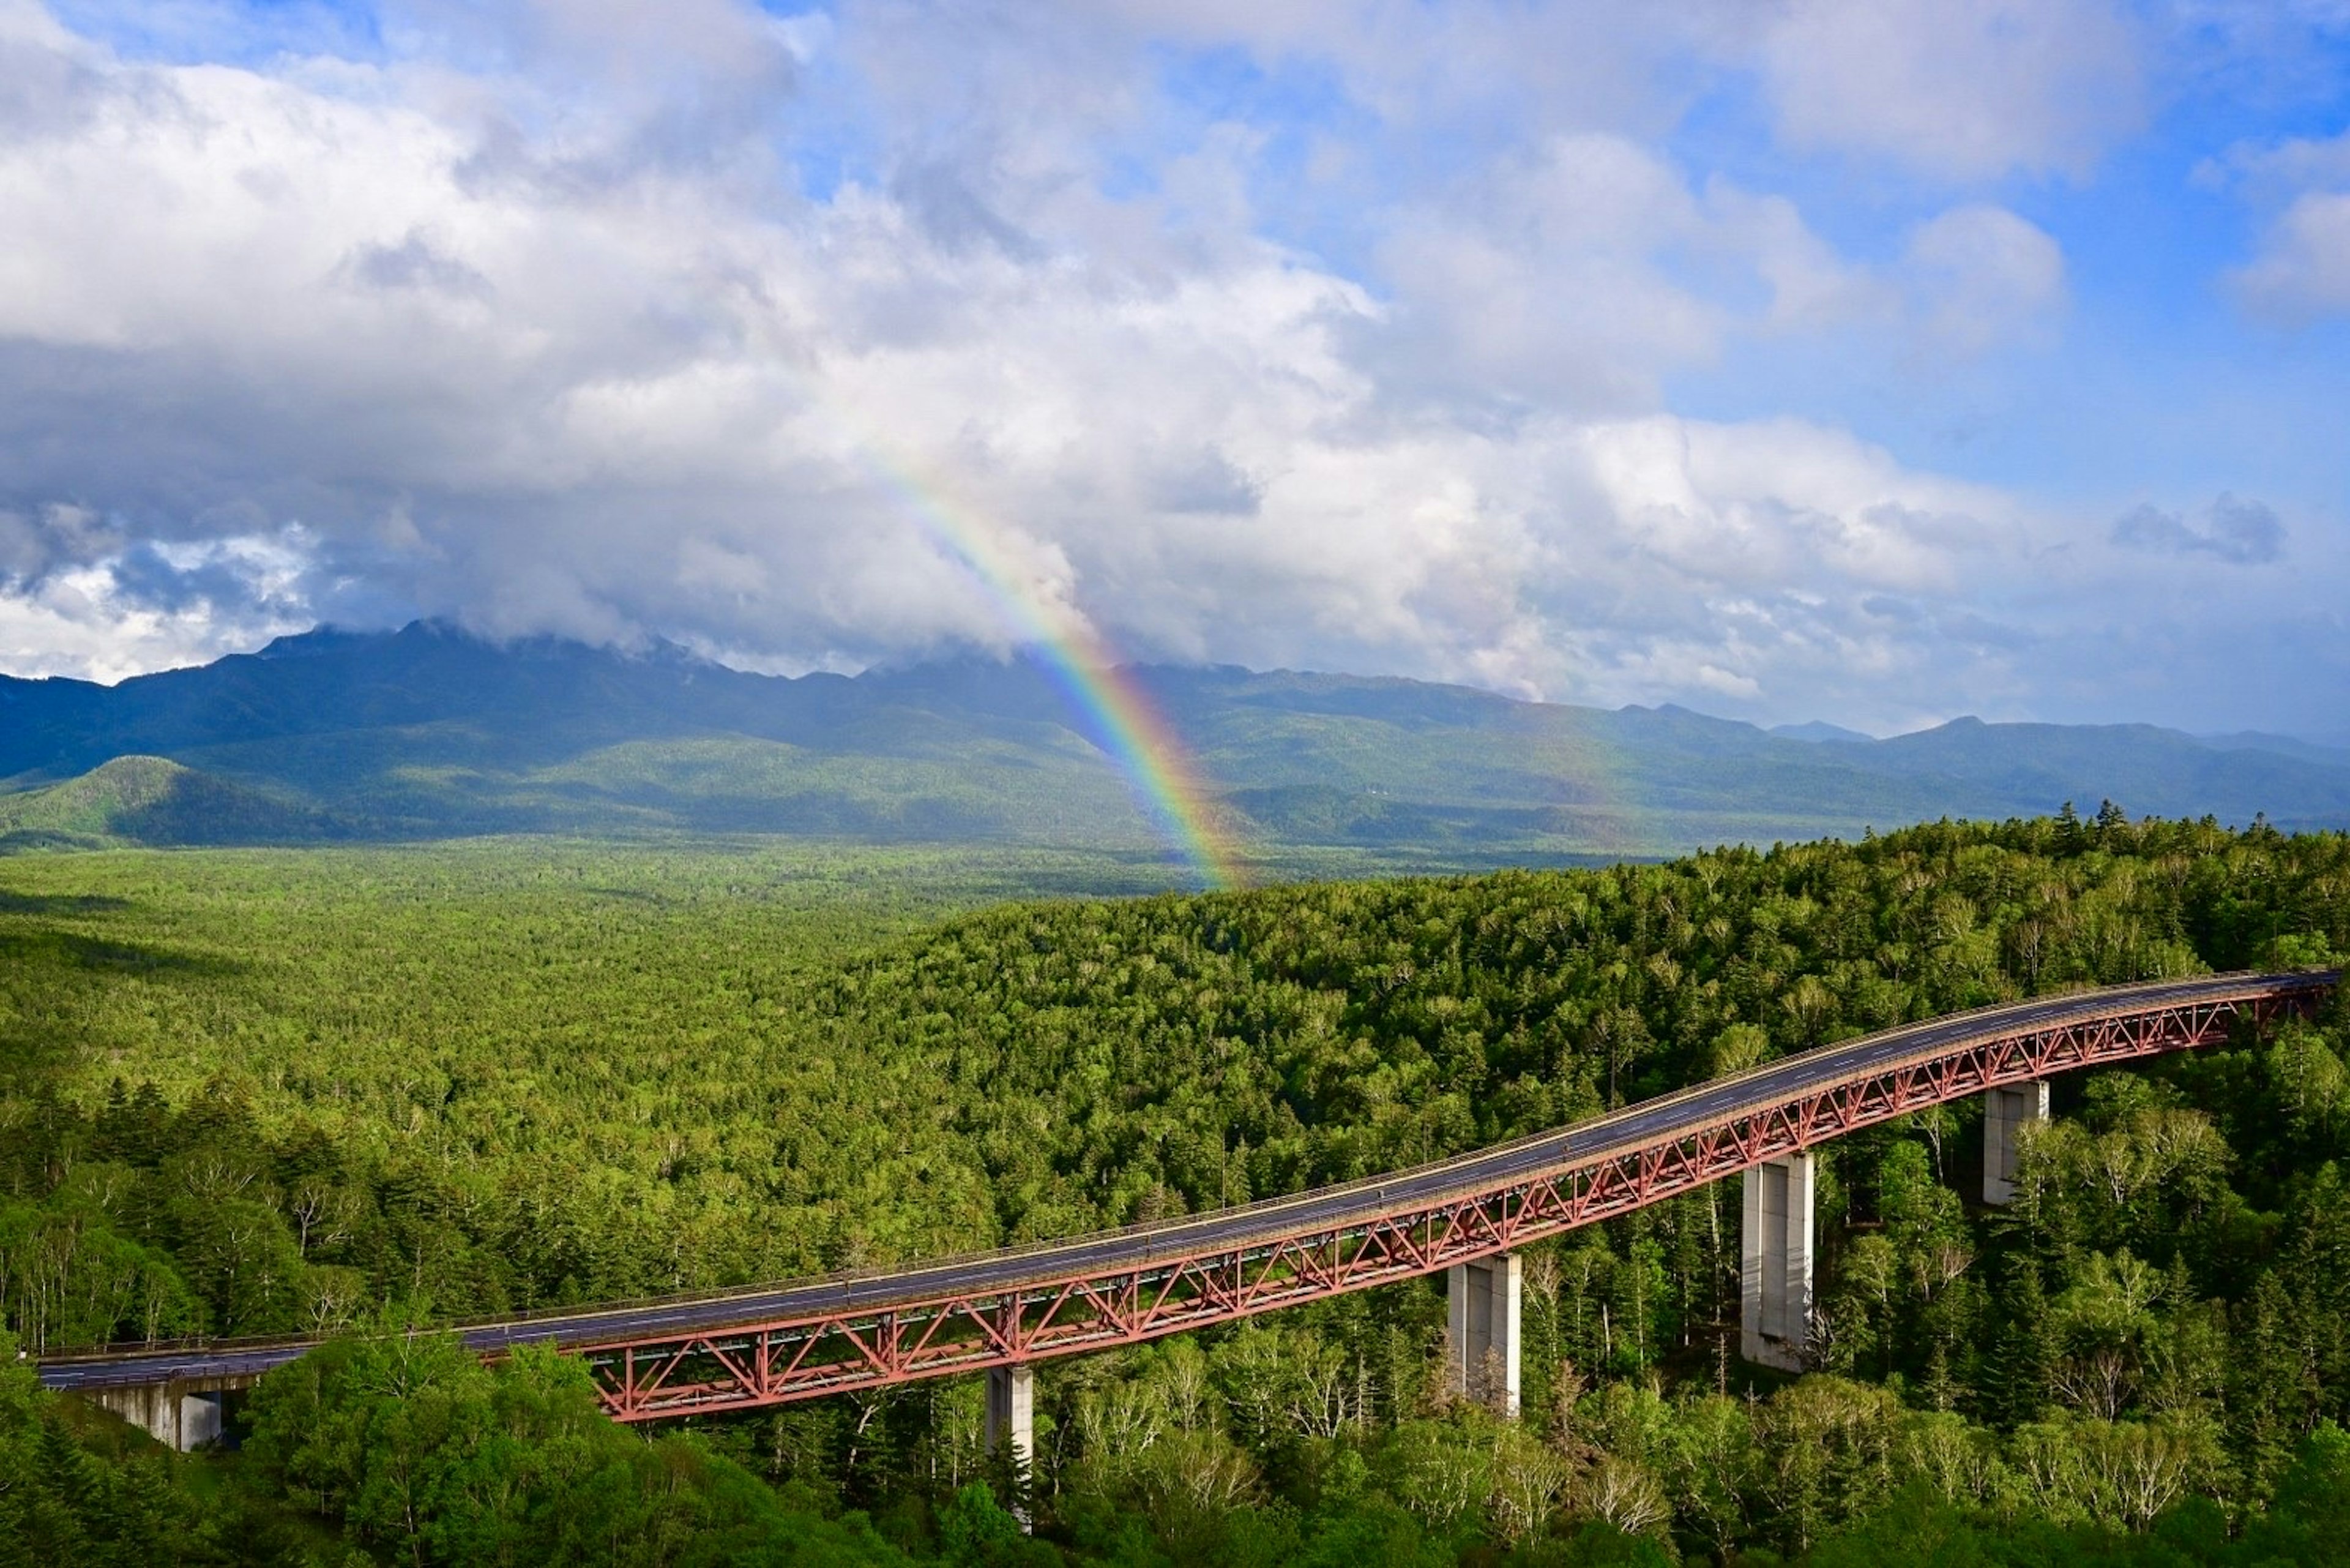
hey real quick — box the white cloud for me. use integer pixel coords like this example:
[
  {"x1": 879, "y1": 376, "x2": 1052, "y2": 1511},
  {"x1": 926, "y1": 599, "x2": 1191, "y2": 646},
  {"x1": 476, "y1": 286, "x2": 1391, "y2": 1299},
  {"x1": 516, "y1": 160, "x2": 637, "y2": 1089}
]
[
  {"x1": 1370, "y1": 151, "x2": 2064, "y2": 413},
  {"x1": 2202, "y1": 127, "x2": 2350, "y2": 196},
  {"x1": 2232, "y1": 189, "x2": 2350, "y2": 317},
  {"x1": 1523, "y1": 416, "x2": 2028, "y2": 719},
  {"x1": 2205, "y1": 129, "x2": 2350, "y2": 318},
  {"x1": 1756, "y1": 0, "x2": 2146, "y2": 181},
  {"x1": 1372, "y1": 135, "x2": 1726, "y2": 414},
  {"x1": 1899, "y1": 204, "x2": 2067, "y2": 351},
  {"x1": 1045, "y1": 0, "x2": 1737, "y2": 139},
  {"x1": 0, "y1": 0, "x2": 2333, "y2": 738},
  {"x1": 0, "y1": 527, "x2": 314, "y2": 684}
]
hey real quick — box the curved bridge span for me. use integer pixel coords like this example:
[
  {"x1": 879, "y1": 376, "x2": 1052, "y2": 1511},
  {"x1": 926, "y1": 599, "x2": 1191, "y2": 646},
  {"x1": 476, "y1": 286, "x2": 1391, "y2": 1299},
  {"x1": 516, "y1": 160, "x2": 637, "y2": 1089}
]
[{"x1": 36, "y1": 971, "x2": 2338, "y2": 1430}]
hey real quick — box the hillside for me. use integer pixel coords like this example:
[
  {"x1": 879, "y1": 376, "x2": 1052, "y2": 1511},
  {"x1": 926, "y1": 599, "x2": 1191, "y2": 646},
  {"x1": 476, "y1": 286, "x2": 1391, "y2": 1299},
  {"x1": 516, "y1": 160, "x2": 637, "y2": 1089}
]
[
  {"x1": 0, "y1": 755, "x2": 345, "y2": 850},
  {"x1": 4, "y1": 622, "x2": 2350, "y2": 860}
]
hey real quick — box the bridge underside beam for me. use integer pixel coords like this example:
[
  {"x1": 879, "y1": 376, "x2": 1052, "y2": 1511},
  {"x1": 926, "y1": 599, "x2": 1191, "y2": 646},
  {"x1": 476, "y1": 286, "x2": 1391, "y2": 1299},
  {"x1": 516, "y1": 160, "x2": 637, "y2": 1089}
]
[
  {"x1": 1983, "y1": 1081, "x2": 2050, "y2": 1205},
  {"x1": 1446, "y1": 1252, "x2": 1521, "y2": 1416}
]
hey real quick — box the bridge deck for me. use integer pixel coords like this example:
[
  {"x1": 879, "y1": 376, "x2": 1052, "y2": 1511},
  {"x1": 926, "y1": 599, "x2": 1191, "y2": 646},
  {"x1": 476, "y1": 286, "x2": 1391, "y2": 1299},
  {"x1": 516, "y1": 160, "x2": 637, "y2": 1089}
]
[{"x1": 35, "y1": 969, "x2": 2337, "y2": 1408}]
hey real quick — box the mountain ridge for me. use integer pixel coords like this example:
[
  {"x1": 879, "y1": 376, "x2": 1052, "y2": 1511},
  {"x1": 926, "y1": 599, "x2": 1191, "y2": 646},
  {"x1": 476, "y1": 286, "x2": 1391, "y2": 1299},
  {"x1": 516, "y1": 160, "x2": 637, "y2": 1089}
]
[{"x1": 4, "y1": 623, "x2": 2346, "y2": 861}]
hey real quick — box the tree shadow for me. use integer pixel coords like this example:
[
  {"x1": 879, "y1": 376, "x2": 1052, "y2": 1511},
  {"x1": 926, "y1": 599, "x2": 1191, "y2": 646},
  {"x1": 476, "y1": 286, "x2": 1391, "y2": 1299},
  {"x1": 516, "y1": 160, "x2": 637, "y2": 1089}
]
[
  {"x1": 0, "y1": 890, "x2": 133, "y2": 915},
  {"x1": 0, "y1": 911, "x2": 246, "y2": 1089},
  {"x1": 0, "y1": 928, "x2": 242, "y2": 977},
  {"x1": 0, "y1": 889, "x2": 231, "y2": 974},
  {"x1": 582, "y1": 886, "x2": 665, "y2": 903}
]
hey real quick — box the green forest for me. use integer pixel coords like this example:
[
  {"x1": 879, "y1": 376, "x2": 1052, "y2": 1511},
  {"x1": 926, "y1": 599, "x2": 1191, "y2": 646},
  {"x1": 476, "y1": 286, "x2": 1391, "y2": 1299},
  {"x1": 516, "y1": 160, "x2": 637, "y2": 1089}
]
[{"x1": 6, "y1": 812, "x2": 2350, "y2": 1563}]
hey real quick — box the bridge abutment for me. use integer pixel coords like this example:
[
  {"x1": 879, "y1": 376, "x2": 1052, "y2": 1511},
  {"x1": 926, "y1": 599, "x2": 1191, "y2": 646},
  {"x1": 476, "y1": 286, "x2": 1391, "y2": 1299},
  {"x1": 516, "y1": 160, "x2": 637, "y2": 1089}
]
[
  {"x1": 1983, "y1": 1081, "x2": 2049, "y2": 1205},
  {"x1": 1741, "y1": 1152, "x2": 1814, "y2": 1372},
  {"x1": 1446, "y1": 1252, "x2": 1521, "y2": 1415},
  {"x1": 85, "y1": 1382, "x2": 227, "y2": 1451}
]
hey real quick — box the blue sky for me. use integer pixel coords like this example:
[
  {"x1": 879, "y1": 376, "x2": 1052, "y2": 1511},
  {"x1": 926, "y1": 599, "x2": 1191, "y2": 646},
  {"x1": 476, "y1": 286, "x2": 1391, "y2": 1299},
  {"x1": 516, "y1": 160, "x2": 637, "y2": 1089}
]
[
  {"x1": 1664, "y1": 34, "x2": 2350, "y2": 504},
  {"x1": 1, "y1": 0, "x2": 2346, "y2": 738}
]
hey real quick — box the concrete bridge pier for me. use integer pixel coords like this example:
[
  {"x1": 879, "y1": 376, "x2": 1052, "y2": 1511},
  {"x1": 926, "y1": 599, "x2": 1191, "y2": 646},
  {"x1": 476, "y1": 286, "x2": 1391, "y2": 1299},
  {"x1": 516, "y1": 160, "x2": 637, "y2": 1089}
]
[
  {"x1": 1983, "y1": 1081, "x2": 2050, "y2": 1205},
  {"x1": 1741, "y1": 1152, "x2": 1815, "y2": 1372},
  {"x1": 1446, "y1": 1252, "x2": 1521, "y2": 1416},
  {"x1": 985, "y1": 1363, "x2": 1034, "y2": 1525},
  {"x1": 85, "y1": 1381, "x2": 227, "y2": 1451}
]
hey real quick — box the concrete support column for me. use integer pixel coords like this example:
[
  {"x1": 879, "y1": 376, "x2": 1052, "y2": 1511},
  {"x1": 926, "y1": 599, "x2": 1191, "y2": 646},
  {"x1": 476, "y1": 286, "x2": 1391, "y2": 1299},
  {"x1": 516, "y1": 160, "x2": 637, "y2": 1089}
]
[
  {"x1": 87, "y1": 1383, "x2": 223, "y2": 1451},
  {"x1": 1983, "y1": 1081, "x2": 2050, "y2": 1205},
  {"x1": 985, "y1": 1362, "x2": 1034, "y2": 1526},
  {"x1": 1740, "y1": 1152, "x2": 1815, "y2": 1372},
  {"x1": 1445, "y1": 1252, "x2": 1522, "y2": 1416}
]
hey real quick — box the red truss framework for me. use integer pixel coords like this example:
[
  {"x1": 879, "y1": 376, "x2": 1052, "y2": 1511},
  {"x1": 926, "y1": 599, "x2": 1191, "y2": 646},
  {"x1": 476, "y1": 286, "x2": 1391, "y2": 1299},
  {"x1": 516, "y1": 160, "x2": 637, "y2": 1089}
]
[{"x1": 584, "y1": 982, "x2": 2328, "y2": 1422}]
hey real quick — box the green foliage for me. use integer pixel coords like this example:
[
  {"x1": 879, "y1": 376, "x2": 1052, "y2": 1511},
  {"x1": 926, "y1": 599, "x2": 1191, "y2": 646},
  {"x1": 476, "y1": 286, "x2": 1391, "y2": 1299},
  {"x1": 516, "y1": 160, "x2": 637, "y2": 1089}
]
[
  {"x1": 936, "y1": 1482, "x2": 1034, "y2": 1566},
  {"x1": 0, "y1": 755, "x2": 346, "y2": 851},
  {"x1": 237, "y1": 1324, "x2": 914, "y2": 1566},
  {"x1": 0, "y1": 1329, "x2": 188, "y2": 1566},
  {"x1": 1, "y1": 818, "x2": 2349, "y2": 1561}
]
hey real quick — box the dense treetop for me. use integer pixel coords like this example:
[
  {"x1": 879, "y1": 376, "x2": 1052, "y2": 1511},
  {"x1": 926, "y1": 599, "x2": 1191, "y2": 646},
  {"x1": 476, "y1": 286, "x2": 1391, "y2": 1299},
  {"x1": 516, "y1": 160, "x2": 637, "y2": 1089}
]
[{"x1": 3, "y1": 816, "x2": 2349, "y2": 1562}]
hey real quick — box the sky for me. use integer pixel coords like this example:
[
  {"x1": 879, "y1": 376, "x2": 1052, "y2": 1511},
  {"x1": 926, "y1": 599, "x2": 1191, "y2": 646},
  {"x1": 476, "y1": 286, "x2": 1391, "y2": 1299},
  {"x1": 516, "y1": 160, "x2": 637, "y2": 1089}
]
[{"x1": 0, "y1": 0, "x2": 2346, "y2": 737}]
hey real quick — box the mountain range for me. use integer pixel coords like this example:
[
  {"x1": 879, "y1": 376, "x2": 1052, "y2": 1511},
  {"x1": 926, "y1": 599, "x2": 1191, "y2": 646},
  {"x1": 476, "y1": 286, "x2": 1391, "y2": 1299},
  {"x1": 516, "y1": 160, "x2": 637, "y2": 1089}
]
[{"x1": 3, "y1": 622, "x2": 2346, "y2": 864}]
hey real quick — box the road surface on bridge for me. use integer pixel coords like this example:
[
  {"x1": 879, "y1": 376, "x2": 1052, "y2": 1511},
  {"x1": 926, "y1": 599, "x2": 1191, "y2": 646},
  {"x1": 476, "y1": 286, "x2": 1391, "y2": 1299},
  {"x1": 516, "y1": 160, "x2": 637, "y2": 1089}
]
[{"x1": 37, "y1": 969, "x2": 2336, "y2": 1405}]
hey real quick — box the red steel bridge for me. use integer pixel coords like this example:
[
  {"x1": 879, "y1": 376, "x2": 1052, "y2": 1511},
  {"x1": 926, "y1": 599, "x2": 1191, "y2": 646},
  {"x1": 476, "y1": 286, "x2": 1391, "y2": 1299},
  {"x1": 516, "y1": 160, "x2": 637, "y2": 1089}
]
[{"x1": 35, "y1": 969, "x2": 2338, "y2": 1427}]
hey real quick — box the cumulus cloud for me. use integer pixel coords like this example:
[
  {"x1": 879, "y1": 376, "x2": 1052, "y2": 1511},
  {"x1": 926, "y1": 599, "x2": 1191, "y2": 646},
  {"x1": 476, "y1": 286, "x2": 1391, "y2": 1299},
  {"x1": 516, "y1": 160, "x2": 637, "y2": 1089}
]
[
  {"x1": 2204, "y1": 129, "x2": 2350, "y2": 317},
  {"x1": 1756, "y1": 0, "x2": 2146, "y2": 181},
  {"x1": 2202, "y1": 126, "x2": 2350, "y2": 196},
  {"x1": 0, "y1": 0, "x2": 2333, "y2": 738},
  {"x1": 1367, "y1": 145, "x2": 2075, "y2": 413},
  {"x1": 0, "y1": 526, "x2": 315, "y2": 684},
  {"x1": 0, "y1": 5, "x2": 1983, "y2": 693},
  {"x1": 1899, "y1": 205, "x2": 2067, "y2": 352},
  {"x1": 2110, "y1": 495, "x2": 2288, "y2": 565},
  {"x1": 1371, "y1": 135, "x2": 1734, "y2": 414},
  {"x1": 0, "y1": 502, "x2": 119, "y2": 583},
  {"x1": 2232, "y1": 190, "x2": 2350, "y2": 317}
]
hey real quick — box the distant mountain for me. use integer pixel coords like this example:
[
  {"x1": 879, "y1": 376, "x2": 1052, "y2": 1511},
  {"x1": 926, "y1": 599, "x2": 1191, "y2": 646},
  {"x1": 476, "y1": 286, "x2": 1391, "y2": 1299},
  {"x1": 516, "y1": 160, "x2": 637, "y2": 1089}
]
[
  {"x1": 2, "y1": 622, "x2": 2346, "y2": 862},
  {"x1": 1770, "y1": 720, "x2": 1876, "y2": 744},
  {"x1": 2198, "y1": 731, "x2": 2350, "y2": 769},
  {"x1": 1821, "y1": 716, "x2": 2350, "y2": 827},
  {"x1": 0, "y1": 756, "x2": 345, "y2": 851}
]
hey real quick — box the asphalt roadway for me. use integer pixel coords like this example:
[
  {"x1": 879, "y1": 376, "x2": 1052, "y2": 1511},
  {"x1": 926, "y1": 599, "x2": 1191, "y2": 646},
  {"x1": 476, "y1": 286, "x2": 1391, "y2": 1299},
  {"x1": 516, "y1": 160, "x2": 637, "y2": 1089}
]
[{"x1": 36, "y1": 969, "x2": 2335, "y2": 1394}]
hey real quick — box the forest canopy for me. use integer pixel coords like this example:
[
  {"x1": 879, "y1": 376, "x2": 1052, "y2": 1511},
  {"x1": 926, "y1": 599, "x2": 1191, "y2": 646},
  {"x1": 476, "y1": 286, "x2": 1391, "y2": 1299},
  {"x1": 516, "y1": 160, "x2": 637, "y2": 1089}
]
[{"x1": 3, "y1": 813, "x2": 2348, "y2": 1562}]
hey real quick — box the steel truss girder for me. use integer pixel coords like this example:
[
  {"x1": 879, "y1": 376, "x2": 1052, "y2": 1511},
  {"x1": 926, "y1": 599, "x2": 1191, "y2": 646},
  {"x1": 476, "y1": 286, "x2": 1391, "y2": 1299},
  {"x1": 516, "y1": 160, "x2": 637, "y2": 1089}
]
[{"x1": 583, "y1": 990, "x2": 2316, "y2": 1421}]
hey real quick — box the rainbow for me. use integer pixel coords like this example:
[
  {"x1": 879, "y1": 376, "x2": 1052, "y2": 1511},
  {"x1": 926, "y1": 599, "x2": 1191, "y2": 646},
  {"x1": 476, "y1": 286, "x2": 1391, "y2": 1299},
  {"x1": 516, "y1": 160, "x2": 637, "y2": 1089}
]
[{"x1": 851, "y1": 453, "x2": 1247, "y2": 890}]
